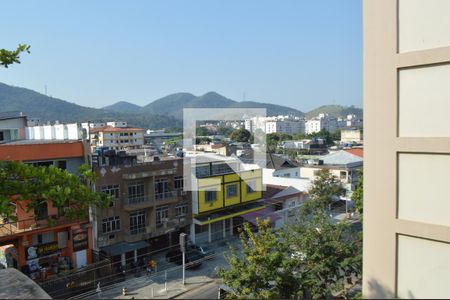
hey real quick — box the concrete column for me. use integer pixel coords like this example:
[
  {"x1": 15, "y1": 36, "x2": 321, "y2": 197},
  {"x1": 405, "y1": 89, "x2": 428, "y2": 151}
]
[
  {"x1": 121, "y1": 253, "x2": 126, "y2": 266},
  {"x1": 134, "y1": 250, "x2": 138, "y2": 263},
  {"x1": 208, "y1": 218, "x2": 212, "y2": 243},
  {"x1": 230, "y1": 217, "x2": 233, "y2": 236},
  {"x1": 223, "y1": 219, "x2": 226, "y2": 239}
]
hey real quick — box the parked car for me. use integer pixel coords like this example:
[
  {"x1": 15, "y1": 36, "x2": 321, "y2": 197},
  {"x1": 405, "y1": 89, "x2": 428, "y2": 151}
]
[
  {"x1": 188, "y1": 244, "x2": 215, "y2": 260},
  {"x1": 165, "y1": 248, "x2": 204, "y2": 269}
]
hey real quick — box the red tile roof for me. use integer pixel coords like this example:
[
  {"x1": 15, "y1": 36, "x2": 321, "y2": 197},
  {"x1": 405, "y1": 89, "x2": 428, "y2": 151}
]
[{"x1": 345, "y1": 148, "x2": 364, "y2": 158}]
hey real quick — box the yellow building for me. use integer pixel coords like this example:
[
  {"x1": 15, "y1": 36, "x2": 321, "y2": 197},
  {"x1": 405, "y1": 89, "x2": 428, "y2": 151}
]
[{"x1": 190, "y1": 158, "x2": 264, "y2": 245}]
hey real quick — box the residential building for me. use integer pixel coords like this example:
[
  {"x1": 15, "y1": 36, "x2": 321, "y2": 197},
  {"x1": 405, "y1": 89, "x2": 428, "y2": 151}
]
[
  {"x1": 279, "y1": 138, "x2": 327, "y2": 153},
  {"x1": 0, "y1": 111, "x2": 27, "y2": 143},
  {"x1": 245, "y1": 116, "x2": 305, "y2": 135},
  {"x1": 340, "y1": 128, "x2": 363, "y2": 144},
  {"x1": 337, "y1": 114, "x2": 363, "y2": 129},
  {"x1": 300, "y1": 150, "x2": 362, "y2": 199},
  {"x1": 364, "y1": 1, "x2": 450, "y2": 298},
  {"x1": 188, "y1": 154, "x2": 264, "y2": 245},
  {"x1": 0, "y1": 139, "x2": 92, "y2": 280},
  {"x1": 305, "y1": 113, "x2": 338, "y2": 134},
  {"x1": 92, "y1": 153, "x2": 191, "y2": 267},
  {"x1": 89, "y1": 123, "x2": 144, "y2": 151},
  {"x1": 265, "y1": 119, "x2": 305, "y2": 135}
]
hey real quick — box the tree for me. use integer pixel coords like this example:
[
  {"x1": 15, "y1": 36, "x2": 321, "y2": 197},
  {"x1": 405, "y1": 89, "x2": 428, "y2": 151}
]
[
  {"x1": 307, "y1": 169, "x2": 346, "y2": 211},
  {"x1": 0, "y1": 44, "x2": 30, "y2": 68},
  {"x1": 229, "y1": 128, "x2": 251, "y2": 143},
  {"x1": 284, "y1": 210, "x2": 362, "y2": 299},
  {"x1": 219, "y1": 211, "x2": 362, "y2": 299},
  {"x1": 0, "y1": 161, "x2": 110, "y2": 221},
  {"x1": 351, "y1": 170, "x2": 363, "y2": 218},
  {"x1": 218, "y1": 219, "x2": 301, "y2": 299},
  {"x1": 196, "y1": 126, "x2": 209, "y2": 137}
]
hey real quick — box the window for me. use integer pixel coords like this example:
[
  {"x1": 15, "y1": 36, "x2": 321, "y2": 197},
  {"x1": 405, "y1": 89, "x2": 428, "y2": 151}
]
[
  {"x1": 56, "y1": 160, "x2": 67, "y2": 170},
  {"x1": 32, "y1": 232, "x2": 54, "y2": 246},
  {"x1": 31, "y1": 161, "x2": 53, "y2": 168},
  {"x1": 175, "y1": 203, "x2": 188, "y2": 217},
  {"x1": 155, "y1": 178, "x2": 169, "y2": 199},
  {"x1": 174, "y1": 176, "x2": 184, "y2": 190},
  {"x1": 226, "y1": 184, "x2": 238, "y2": 198},
  {"x1": 34, "y1": 200, "x2": 48, "y2": 220},
  {"x1": 156, "y1": 206, "x2": 169, "y2": 225},
  {"x1": 205, "y1": 190, "x2": 217, "y2": 202},
  {"x1": 340, "y1": 171, "x2": 347, "y2": 180},
  {"x1": 128, "y1": 181, "x2": 144, "y2": 204},
  {"x1": 102, "y1": 216, "x2": 121, "y2": 233},
  {"x1": 246, "y1": 180, "x2": 257, "y2": 194},
  {"x1": 101, "y1": 184, "x2": 120, "y2": 207},
  {"x1": 129, "y1": 211, "x2": 145, "y2": 234}
]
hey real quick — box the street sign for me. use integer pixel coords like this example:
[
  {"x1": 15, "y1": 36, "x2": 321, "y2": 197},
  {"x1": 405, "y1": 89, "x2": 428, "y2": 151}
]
[{"x1": 179, "y1": 233, "x2": 187, "y2": 253}]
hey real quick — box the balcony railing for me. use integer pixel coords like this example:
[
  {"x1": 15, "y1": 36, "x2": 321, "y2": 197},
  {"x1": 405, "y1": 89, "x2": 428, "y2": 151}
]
[
  {"x1": 155, "y1": 191, "x2": 177, "y2": 201},
  {"x1": 0, "y1": 215, "x2": 86, "y2": 238},
  {"x1": 126, "y1": 195, "x2": 153, "y2": 206}
]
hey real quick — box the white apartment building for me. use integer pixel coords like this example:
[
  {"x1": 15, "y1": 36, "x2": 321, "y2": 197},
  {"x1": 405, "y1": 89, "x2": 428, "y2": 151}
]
[
  {"x1": 245, "y1": 116, "x2": 305, "y2": 135},
  {"x1": 305, "y1": 113, "x2": 338, "y2": 134}
]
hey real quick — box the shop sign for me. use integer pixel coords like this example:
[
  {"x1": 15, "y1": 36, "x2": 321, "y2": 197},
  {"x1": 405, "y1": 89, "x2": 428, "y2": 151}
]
[
  {"x1": 72, "y1": 229, "x2": 89, "y2": 252},
  {"x1": 26, "y1": 242, "x2": 59, "y2": 260}
]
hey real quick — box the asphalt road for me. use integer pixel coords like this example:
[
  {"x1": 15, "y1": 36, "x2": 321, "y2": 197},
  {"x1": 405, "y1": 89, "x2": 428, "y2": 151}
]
[{"x1": 174, "y1": 281, "x2": 220, "y2": 299}]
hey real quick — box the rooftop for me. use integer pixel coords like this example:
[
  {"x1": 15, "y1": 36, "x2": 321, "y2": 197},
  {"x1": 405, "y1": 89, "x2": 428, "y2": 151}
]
[
  {"x1": 0, "y1": 268, "x2": 51, "y2": 299},
  {"x1": 0, "y1": 111, "x2": 26, "y2": 121},
  {"x1": 90, "y1": 125, "x2": 144, "y2": 133},
  {"x1": 0, "y1": 139, "x2": 81, "y2": 146}
]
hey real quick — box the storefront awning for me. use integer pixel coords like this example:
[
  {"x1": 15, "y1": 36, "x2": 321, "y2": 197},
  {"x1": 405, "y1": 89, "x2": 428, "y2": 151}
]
[
  {"x1": 101, "y1": 241, "x2": 149, "y2": 257},
  {"x1": 194, "y1": 202, "x2": 266, "y2": 225}
]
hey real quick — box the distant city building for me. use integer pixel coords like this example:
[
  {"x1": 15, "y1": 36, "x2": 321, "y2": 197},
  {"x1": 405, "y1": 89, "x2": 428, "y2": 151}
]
[
  {"x1": 305, "y1": 113, "x2": 338, "y2": 134},
  {"x1": 245, "y1": 115, "x2": 305, "y2": 135},
  {"x1": 340, "y1": 128, "x2": 363, "y2": 144},
  {"x1": 89, "y1": 123, "x2": 144, "y2": 151}
]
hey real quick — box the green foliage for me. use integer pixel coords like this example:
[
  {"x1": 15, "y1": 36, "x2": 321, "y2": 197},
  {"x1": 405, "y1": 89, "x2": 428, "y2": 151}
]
[
  {"x1": 0, "y1": 44, "x2": 30, "y2": 68},
  {"x1": 0, "y1": 161, "x2": 110, "y2": 221},
  {"x1": 218, "y1": 219, "x2": 301, "y2": 299},
  {"x1": 266, "y1": 133, "x2": 292, "y2": 152},
  {"x1": 217, "y1": 126, "x2": 234, "y2": 137},
  {"x1": 196, "y1": 126, "x2": 210, "y2": 137},
  {"x1": 284, "y1": 210, "x2": 362, "y2": 299},
  {"x1": 306, "y1": 105, "x2": 363, "y2": 119},
  {"x1": 229, "y1": 128, "x2": 251, "y2": 143},
  {"x1": 352, "y1": 170, "x2": 363, "y2": 217},
  {"x1": 307, "y1": 169, "x2": 346, "y2": 211},
  {"x1": 219, "y1": 212, "x2": 362, "y2": 299}
]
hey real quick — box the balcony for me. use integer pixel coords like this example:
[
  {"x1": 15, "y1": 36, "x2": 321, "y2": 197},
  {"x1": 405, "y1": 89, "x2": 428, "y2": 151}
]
[
  {"x1": 0, "y1": 215, "x2": 86, "y2": 239},
  {"x1": 123, "y1": 195, "x2": 154, "y2": 211},
  {"x1": 155, "y1": 191, "x2": 178, "y2": 202}
]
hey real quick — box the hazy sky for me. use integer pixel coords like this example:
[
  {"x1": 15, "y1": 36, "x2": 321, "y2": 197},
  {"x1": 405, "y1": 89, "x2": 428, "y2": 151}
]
[{"x1": 1, "y1": 0, "x2": 362, "y2": 112}]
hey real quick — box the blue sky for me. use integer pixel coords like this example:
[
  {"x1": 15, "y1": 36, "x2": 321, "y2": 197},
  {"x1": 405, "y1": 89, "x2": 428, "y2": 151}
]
[{"x1": 0, "y1": 0, "x2": 362, "y2": 112}]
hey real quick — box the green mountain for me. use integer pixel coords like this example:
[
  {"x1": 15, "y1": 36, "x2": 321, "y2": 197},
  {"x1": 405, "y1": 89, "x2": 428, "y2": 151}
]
[
  {"x1": 102, "y1": 101, "x2": 142, "y2": 113},
  {"x1": 143, "y1": 91, "x2": 303, "y2": 119},
  {"x1": 0, "y1": 82, "x2": 180, "y2": 129},
  {"x1": 306, "y1": 105, "x2": 363, "y2": 119}
]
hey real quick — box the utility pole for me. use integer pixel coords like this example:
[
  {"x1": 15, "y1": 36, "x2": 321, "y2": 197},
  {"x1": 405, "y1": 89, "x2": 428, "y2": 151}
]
[{"x1": 180, "y1": 233, "x2": 187, "y2": 285}]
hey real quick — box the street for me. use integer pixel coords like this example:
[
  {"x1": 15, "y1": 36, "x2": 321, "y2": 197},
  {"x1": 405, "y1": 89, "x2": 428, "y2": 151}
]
[
  {"x1": 174, "y1": 281, "x2": 220, "y2": 299},
  {"x1": 73, "y1": 237, "x2": 240, "y2": 299}
]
